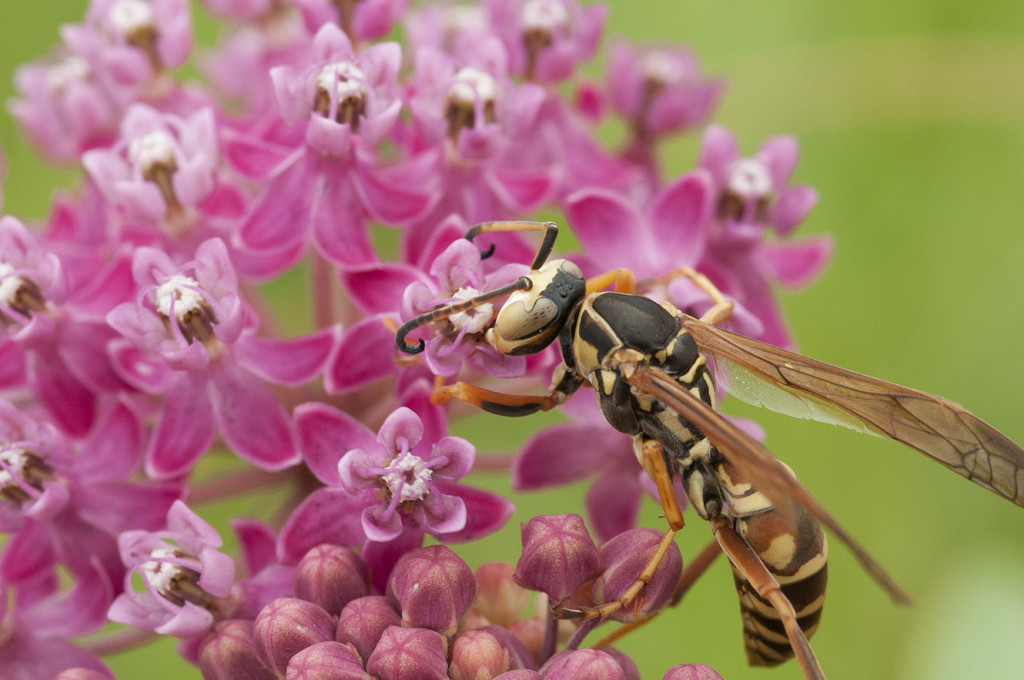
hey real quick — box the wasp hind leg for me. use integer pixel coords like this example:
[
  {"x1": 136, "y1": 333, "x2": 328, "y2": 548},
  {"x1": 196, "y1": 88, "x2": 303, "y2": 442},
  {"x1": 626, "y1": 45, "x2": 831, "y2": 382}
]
[
  {"x1": 555, "y1": 437, "x2": 685, "y2": 622},
  {"x1": 707, "y1": 509, "x2": 826, "y2": 680},
  {"x1": 641, "y1": 266, "x2": 734, "y2": 326}
]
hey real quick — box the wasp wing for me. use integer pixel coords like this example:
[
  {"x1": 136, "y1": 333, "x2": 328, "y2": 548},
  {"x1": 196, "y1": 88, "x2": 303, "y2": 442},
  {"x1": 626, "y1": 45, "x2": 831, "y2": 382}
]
[
  {"x1": 681, "y1": 315, "x2": 1024, "y2": 508},
  {"x1": 627, "y1": 364, "x2": 912, "y2": 605}
]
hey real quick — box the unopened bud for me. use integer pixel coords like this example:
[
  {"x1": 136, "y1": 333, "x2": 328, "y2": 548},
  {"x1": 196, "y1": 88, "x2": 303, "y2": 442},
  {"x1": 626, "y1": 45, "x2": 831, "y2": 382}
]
[
  {"x1": 197, "y1": 619, "x2": 277, "y2": 680},
  {"x1": 388, "y1": 545, "x2": 476, "y2": 636},
  {"x1": 286, "y1": 641, "x2": 372, "y2": 680},
  {"x1": 449, "y1": 629, "x2": 510, "y2": 680},
  {"x1": 514, "y1": 514, "x2": 599, "y2": 600},
  {"x1": 294, "y1": 544, "x2": 370, "y2": 615},
  {"x1": 540, "y1": 649, "x2": 627, "y2": 680},
  {"x1": 472, "y1": 562, "x2": 529, "y2": 627},
  {"x1": 336, "y1": 595, "x2": 402, "y2": 662},
  {"x1": 254, "y1": 598, "x2": 335, "y2": 675},
  {"x1": 662, "y1": 664, "x2": 724, "y2": 680},
  {"x1": 366, "y1": 625, "x2": 449, "y2": 680},
  {"x1": 593, "y1": 528, "x2": 682, "y2": 622}
]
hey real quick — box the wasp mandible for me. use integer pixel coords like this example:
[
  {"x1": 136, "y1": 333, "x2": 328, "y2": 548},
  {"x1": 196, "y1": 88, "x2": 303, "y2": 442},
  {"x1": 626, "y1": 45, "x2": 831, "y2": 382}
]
[{"x1": 394, "y1": 220, "x2": 1024, "y2": 680}]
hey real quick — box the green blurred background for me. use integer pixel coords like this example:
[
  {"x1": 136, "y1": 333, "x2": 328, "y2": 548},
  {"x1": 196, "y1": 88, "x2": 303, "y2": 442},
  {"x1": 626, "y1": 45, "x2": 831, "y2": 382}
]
[{"x1": 2, "y1": 2, "x2": 1024, "y2": 679}]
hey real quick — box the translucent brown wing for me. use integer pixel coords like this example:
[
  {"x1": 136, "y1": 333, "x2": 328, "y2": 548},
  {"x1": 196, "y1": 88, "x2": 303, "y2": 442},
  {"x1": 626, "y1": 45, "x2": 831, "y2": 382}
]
[
  {"x1": 627, "y1": 363, "x2": 912, "y2": 604},
  {"x1": 680, "y1": 315, "x2": 1024, "y2": 508}
]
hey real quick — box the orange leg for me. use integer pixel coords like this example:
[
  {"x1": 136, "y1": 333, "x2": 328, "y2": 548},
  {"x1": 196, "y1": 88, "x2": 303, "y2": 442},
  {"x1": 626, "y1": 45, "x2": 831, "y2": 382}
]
[
  {"x1": 585, "y1": 268, "x2": 637, "y2": 295},
  {"x1": 554, "y1": 438, "x2": 685, "y2": 621},
  {"x1": 640, "y1": 266, "x2": 734, "y2": 326},
  {"x1": 708, "y1": 512, "x2": 826, "y2": 680}
]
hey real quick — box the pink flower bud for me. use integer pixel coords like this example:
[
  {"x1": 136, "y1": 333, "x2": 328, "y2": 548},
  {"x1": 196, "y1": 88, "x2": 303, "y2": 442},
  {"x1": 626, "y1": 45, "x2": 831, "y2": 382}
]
[
  {"x1": 366, "y1": 625, "x2": 449, "y2": 680},
  {"x1": 540, "y1": 649, "x2": 627, "y2": 680},
  {"x1": 449, "y1": 629, "x2": 510, "y2": 680},
  {"x1": 662, "y1": 664, "x2": 724, "y2": 680},
  {"x1": 286, "y1": 641, "x2": 373, "y2": 680},
  {"x1": 494, "y1": 673, "x2": 541, "y2": 680},
  {"x1": 388, "y1": 545, "x2": 476, "y2": 636},
  {"x1": 254, "y1": 597, "x2": 336, "y2": 675},
  {"x1": 197, "y1": 620, "x2": 277, "y2": 680},
  {"x1": 294, "y1": 544, "x2": 370, "y2": 615},
  {"x1": 513, "y1": 514, "x2": 599, "y2": 600},
  {"x1": 336, "y1": 595, "x2": 402, "y2": 662},
  {"x1": 473, "y1": 562, "x2": 529, "y2": 627},
  {"x1": 592, "y1": 528, "x2": 682, "y2": 622},
  {"x1": 53, "y1": 671, "x2": 113, "y2": 680},
  {"x1": 478, "y1": 625, "x2": 536, "y2": 672}
]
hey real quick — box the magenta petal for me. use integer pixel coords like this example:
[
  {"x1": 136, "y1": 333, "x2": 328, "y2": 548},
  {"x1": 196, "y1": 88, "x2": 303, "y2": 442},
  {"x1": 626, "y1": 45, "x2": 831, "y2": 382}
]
[
  {"x1": 208, "y1": 364, "x2": 299, "y2": 471},
  {"x1": 648, "y1": 171, "x2": 712, "y2": 267},
  {"x1": 362, "y1": 503, "x2": 404, "y2": 543},
  {"x1": 513, "y1": 423, "x2": 628, "y2": 489},
  {"x1": 377, "y1": 407, "x2": 423, "y2": 453},
  {"x1": 564, "y1": 189, "x2": 644, "y2": 268},
  {"x1": 145, "y1": 372, "x2": 216, "y2": 478},
  {"x1": 219, "y1": 128, "x2": 293, "y2": 180},
  {"x1": 420, "y1": 493, "x2": 466, "y2": 536},
  {"x1": 698, "y1": 123, "x2": 739, "y2": 179},
  {"x1": 771, "y1": 184, "x2": 819, "y2": 235},
  {"x1": 232, "y1": 518, "x2": 278, "y2": 577},
  {"x1": 757, "y1": 134, "x2": 799, "y2": 186},
  {"x1": 236, "y1": 152, "x2": 313, "y2": 251},
  {"x1": 75, "y1": 402, "x2": 142, "y2": 483},
  {"x1": 432, "y1": 481, "x2": 514, "y2": 543},
  {"x1": 29, "y1": 350, "x2": 94, "y2": 437},
  {"x1": 585, "y1": 471, "x2": 643, "y2": 543},
  {"x1": 295, "y1": 402, "x2": 377, "y2": 485},
  {"x1": 311, "y1": 174, "x2": 375, "y2": 266},
  {"x1": 237, "y1": 328, "x2": 337, "y2": 386},
  {"x1": 339, "y1": 263, "x2": 429, "y2": 315},
  {"x1": 488, "y1": 168, "x2": 555, "y2": 213},
  {"x1": 760, "y1": 236, "x2": 834, "y2": 289},
  {"x1": 353, "y1": 165, "x2": 432, "y2": 224},
  {"x1": 325, "y1": 315, "x2": 397, "y2": 393},
  {"x1": 277, "y1": 488, "x2": 370, "y2": 563},
  {"x1": 397, "y1": 381, "x2": 447, "y2": 447}
]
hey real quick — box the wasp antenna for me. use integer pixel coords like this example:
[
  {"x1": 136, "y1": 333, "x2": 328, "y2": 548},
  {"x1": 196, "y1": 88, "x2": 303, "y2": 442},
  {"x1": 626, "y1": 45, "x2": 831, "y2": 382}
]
[
  {"x1": 478, "y1": 242, "x2": 496, "y2": 260},
  {"x1": 463, "y1": 221, "x2": 560, "y2": 270},
  {"x1": 395, "y1": 319, "x2": 427, "y2": 354},
  {"x1": 393, "y1": 278, "x2": 533, "y2": 355}
]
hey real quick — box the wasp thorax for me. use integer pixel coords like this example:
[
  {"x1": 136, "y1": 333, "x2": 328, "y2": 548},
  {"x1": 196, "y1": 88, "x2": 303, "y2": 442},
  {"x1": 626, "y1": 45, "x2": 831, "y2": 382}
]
[
  {"x1": 109, "y1": 0, "x2": 161, "y2": 70},
  {"x1": 141, "y1": 546, "x2": 208, "y2": 608},
  {"x1": 0, "y1": 263, "x2": 48, "y2": 327},
  {"x1": 489, "y1": 259, "x2": 584, "y2": 355},
  {"x1": 718, "y1": 158, "x2": 774, "y2": 223},
  {"x1": 314, "y1": 62, "x2": 368, "y2": 129},
  {"x1": 445, "y1": 68, "x2": 497, "y2": 140},
  {"x1": 155, "y1": 275, "x2": 218, "y2": 344},
  {"x1": 381, "y1": 451, "x2": 433, "y2": 503},
  {"x1": 0, "y1": 448, "x2": 55, "y2": 505}
]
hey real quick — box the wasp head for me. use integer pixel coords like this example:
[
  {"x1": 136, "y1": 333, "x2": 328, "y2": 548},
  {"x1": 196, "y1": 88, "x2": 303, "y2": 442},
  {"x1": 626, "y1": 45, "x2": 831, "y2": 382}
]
[{"x1": 487, "y1": 259, "x2": 585, "y2": 355}]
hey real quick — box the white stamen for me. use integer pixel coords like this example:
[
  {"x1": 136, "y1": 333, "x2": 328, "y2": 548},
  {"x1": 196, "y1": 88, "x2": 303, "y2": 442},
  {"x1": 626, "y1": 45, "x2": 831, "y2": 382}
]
[
  {"x1": 642, "y1": 51, "x2": 684, "y2": 85},
  {"x1": 0, "y1": 448, "x2": 29, "y2": 487},
  {"x1": 109, "y1": 0, "x2": 156, "y2": 34},
  {"x1": 0, "y1": 263, "x2": 22, "y2": 305},
  {"x1": 727, "y1": 158, "x2": 773, "y2": 198},
  {"x1": 448, "y1": 68, "x2": 497, "y2": 105},
  {"x1": 140, "y1": 546, "x2": 182, "y2": 592},
  {"x1": 45, "y1": 56, "x2": 90, "y2": 93},
  {"x1": 129, "y1": 130, "x2": 176, "y2": 172},
  {"x1": 523, "y1": 0, "x2": 569, "y2": 31},
  {"x1": 383, "y1": 452, "x2": 433, "y2": 502},
  {"x1": 155, "y1": 275, "x2": 205, "y2": 321},
  {"x1": 316, "y1": 62, "x2": 367, "y2": 100},
  {"x1": 448, "y1": 287, "x2": 493, "y2": 335}
]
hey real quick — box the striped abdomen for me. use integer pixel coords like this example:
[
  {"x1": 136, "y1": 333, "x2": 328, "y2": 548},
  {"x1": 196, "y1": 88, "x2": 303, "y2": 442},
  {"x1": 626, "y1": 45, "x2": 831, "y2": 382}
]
[{"x1": 714, "y1": 456, "x2": 829, "y2": 665}]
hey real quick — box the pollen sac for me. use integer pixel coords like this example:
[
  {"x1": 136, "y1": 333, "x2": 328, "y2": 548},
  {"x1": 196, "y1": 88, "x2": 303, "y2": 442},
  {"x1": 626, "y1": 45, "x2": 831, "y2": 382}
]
[
  {"x1": 0, "y1": 265, "x2": 48, "y2": 327},
  {"x1": 0, "y1": 447, "x2": 55, "y2": 505},
  {"x1": 718, "y1": 158, "x2": 774, "y2": 223},
  {"x1": 444, "y1": 67, "x2": 497, "y2": 140},
  {"x1": 108, "y1": 0, "x2": 161, "y2": 70},
  {"x1": 141, "y1": 546, "x2": 207, "y2": 608},
  {"x1": 314, "y1": 62, "x2": 368, "y2": 129},
  {"x1": 155, "y1": 275, "x2": 218, "y2": 344},
  {"x1": 129, "y1": 130, "x2": 181, "y2": 212}
]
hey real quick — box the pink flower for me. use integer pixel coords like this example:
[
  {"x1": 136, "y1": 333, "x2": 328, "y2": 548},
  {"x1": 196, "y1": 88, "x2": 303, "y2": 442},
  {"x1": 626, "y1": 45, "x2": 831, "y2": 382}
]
[{"x1": 108, "y1": 500, "x2": 237, "y2": 638}]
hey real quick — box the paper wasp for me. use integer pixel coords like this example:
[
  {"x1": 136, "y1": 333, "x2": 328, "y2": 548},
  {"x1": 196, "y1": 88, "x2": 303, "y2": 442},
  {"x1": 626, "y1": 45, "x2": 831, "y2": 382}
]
[{"x1": 394, "y1": 220, "x2": 1024, "y2": 680}]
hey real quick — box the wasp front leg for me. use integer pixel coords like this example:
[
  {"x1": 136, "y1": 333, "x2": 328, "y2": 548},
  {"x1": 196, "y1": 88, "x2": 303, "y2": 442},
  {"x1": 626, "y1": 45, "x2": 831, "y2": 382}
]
[{"x1": 431, "y1": 365, "x2": 584, "y2": 417}]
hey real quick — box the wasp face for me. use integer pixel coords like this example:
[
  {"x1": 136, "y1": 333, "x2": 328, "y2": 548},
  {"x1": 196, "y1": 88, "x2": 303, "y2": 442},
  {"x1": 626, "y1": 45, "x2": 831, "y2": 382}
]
[{"x1": 488, "y1": 259, "x2": 585, "y2": 355}]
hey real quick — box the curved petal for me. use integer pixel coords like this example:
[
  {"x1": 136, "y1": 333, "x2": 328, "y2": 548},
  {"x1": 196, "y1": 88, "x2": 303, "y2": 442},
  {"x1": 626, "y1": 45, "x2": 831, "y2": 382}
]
[
  {"x1": 145, "y1": 372, "x2": 216, "y2": 479},
  {"x1": 585, "y1": 470, "x2": 644, "y2": 543},
  {"x1": 339, "y1": 263, "x2": 428, "y2": 315},
  {"x1": 513, "y1": 422, "x2": 630, "y2": 490},
  {"x1": 208, "y1": 364, "x2": 299, "y2": 471},
  {"x1": 277, "y1": 487, "x2": 369, "y2": 564},
  {"x1": 237, "y1": 327, "x2": 337, "y2": 386},
  {"x1": 325, "y1": 315, "x2": 398, "y2": 393},
  {"x1": 649, "y1": 170, "x2": 713, "y2": 269},
  {"x1": 432, "y1": 481, "x2": 514, "y2": 543},
  {"x1": 564, "y1": 189, "x2": 644, "y2": 270},
  {"x1": 294, "y1": 401, "x2": 377, "y2": 485}
]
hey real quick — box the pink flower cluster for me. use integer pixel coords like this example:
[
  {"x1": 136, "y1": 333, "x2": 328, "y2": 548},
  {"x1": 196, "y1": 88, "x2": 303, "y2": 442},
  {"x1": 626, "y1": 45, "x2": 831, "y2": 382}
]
[{"x1": 0, "y1": 1, "x2": 830, "y2": 678}]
